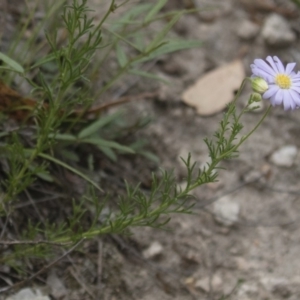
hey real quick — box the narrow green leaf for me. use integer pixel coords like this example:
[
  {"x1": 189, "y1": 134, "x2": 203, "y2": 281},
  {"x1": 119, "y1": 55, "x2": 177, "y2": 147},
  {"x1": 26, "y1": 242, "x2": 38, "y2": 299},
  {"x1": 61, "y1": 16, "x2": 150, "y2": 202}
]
[
  {"x1": 30, "y1": 53, "x2": 57, "y2": 69},
  {"x1": 133, "y1": 33, "x2": 145, "y2": 52},
  {"x1": 0, "y1": 52, "x2": 24, "y2": 73},
  {"x1": 106, "y1": 28, "x2": 143, "y2": 52},
  {"x1": 129, "y1": 69, "x2": 169, "y2": 84},
  {"x1": 116, "y1": 44, "x2": 128, "y2": 68},
  {"x1": 49, "y1": 133, "x2": 77, "y2": 141},
  {"x1": 36, "y1": 171, "x2": 54, "y2": 182},
  {"x1": 145, "y1": 12, "x2": 182, "y2": 53},
  {"x1": 111, "y1": 3, "x2": 152, "y2": 30},
  {"x1": 83, "y1": 138, "x2": 135, "y2": 154},
  {"x1": 98, "y1": 146, "x2": 117, "y2": 162},
  {"x1": 59, "y1": 149, "x2": 80, "y2": 162},
  {"x1": 144, "y1": 0, "x2": 168, "y2": 23},
  {"x1": 38, "y1": 152, "x2": 103, "y2": 192},
  {"x1": 28, "y1": 164, "x2": 54, "y2": 182},
  {"x1": 292, "y1": 0, "x2": 300, "y2": 6},
  {"x1": 140, "y1": 151, "x2": 160, "y2": 164},
  {"x1": 136, "y1": 39, "x2": 202, "y2": 63},
  {"x1": 78, "y1": 111, "x2": 123, "y2": 139}
]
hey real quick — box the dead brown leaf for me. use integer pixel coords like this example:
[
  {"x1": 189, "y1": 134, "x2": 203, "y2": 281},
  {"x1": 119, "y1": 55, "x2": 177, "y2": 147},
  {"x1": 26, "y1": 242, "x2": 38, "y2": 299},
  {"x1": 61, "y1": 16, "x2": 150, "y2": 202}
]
[
  {"x1": 0, "y1": 81, "x2": 36, "y2": 121},
  {"x1": 182, "y1": 60, "x2": 245, "y2": 116}
]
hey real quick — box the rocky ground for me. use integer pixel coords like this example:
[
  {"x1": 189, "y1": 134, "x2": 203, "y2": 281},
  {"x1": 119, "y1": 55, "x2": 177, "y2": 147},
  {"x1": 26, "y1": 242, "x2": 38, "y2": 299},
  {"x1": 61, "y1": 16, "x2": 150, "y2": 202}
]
[{"x1": 3, "y1": 0, "x2": 300, "y2": 299}]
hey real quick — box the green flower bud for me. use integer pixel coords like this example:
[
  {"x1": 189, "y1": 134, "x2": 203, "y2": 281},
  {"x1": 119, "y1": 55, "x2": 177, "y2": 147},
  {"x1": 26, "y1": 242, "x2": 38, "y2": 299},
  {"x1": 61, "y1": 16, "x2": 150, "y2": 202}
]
[
  {"x1": 249, "y1": 92, "x2": 262, "y2": 104},
  {"x1": 251, "y1": 77, "x2": 268, "y2": 94}
]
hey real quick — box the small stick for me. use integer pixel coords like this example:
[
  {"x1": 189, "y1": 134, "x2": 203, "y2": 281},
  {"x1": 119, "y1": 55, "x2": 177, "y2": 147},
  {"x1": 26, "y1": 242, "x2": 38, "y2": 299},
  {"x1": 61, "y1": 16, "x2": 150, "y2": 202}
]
[
  {"x1": 69, "y1": 267, "x2": 95, "y2": 299},
  {"x1": 97, "y1": 239, "x2": 103, "y2": 295},
  {"x1": 72, "y1": 91, "x2": 158, "y2": 117},
  {"x1": 0, "y1": 240, "x2": 72, "y2": 246}
]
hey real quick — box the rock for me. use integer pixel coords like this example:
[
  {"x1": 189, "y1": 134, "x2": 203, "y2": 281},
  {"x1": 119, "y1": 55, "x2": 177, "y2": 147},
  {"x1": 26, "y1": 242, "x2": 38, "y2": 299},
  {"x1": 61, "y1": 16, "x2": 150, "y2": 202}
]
[
  {"x1": 234, "y1": 257, "x2": 251, "y2": 271},
  {"x1": 142, "y1": 241, "x2": 163, "y2": 259},
  {"x1": 213, "y1": 196, "x2": 240, "y2": 227},
  {"x1": 260, "y1": 276, "x2": 291, "y2": 298},
  {"x1": 261, "y1": 13, "x2": 296, "y2": 47},
  {"x1": 195, "y1": 275, "x2": 223, "y2": 293},
  {"x1": 46, "y1": 270, "x2": 68, "y2": 299},
  {"x1": 182, "y1": 60, "x2": 245, "y2": 116},
  {"x1": 270, "y1": 145, "x2": 298, "y2": 167},
  {"x1": 237, "y1": 20, "x2": 260, "y2": 40},
  {"x1": 236, "y1": 282, "x2": 260, "y2": 299},
  {"x1": 5, "y1": 288, "x2": 50, "y2": 300},
  {"x1": 242, "y1": 169, "x2": 262, "y2": 183}
]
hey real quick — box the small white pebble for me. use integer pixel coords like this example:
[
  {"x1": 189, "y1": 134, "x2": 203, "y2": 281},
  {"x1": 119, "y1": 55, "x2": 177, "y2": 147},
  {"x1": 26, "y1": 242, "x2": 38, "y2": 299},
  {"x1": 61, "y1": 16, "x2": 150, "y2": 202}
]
[
  {"x1": 270, "y1": 145, "x2": 298, "y2": 167},
  {"x1": 142, "y1": 241, "x2": 163, "y2": 259}
]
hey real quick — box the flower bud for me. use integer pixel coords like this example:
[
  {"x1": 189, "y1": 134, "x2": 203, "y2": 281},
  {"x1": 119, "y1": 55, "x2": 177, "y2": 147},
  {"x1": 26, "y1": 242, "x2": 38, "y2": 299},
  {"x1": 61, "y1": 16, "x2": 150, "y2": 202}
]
[
  {"x1": 249, "y1": 92, "x2": 262, "y2": 104},
  {"x1": 251, "y1": 77, "x2": 268, "y2": 94}
]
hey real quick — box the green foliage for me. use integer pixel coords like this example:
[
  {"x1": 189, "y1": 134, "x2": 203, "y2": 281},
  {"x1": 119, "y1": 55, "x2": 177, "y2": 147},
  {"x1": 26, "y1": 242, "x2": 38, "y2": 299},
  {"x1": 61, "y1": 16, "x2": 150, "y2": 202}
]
[
  {"x1": 0, "y1": 0, "x2": 270, "y2": 282},
  {"x1": 291, "y1": 0, "x2": 300, "y2": 7}
]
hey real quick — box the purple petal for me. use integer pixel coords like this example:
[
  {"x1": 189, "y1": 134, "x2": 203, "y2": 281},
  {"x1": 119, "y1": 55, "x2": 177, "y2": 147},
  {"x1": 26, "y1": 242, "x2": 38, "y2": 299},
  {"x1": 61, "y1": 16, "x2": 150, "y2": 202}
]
[
  {"x1": 291, "y1": 86, "x2": 300, "y2": 93},
  {"x1": 274, "y1": 89, "x2": 284, "y2": 105},
  {"x1": 289, "y1": 89, "x2": 300, "y2": 106},
  {"x1": 273, "y1": 56, "x2": 285, "y2": 73},
  {"x1": 285, "y1": 62, "x2": 296, "y2": 75},
  {"x1": 283, "y1": 98, "x2": 292, "y2": 110},
  {"x1": 252, "y1": 69, "x2": 272, "y2": 81},
  {"x1": 269, "y1": 95, "x2": 278, "y2": 107},
  {"x1": 283, "y1": 90, "x2": 295, "y2": 110},
  {"x1": 253, "y1": 58, "x2": 277, "y2": 77},
  {"x1": 263, "y1": 85, "x2": 279, "y2": 99},
  {"x1": 292, "y1": 76, "x2": 300, "y2": 82},
  {"x1": 266, "y1": 56, "x2": 279, "y2": 73}
]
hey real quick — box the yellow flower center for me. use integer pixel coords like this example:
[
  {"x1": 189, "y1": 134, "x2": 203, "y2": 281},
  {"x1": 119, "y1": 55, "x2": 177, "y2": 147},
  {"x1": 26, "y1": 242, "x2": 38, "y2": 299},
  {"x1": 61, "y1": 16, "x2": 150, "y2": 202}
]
[{"x1": 275, "y1": 74, "x2": 291, "y2": 89}]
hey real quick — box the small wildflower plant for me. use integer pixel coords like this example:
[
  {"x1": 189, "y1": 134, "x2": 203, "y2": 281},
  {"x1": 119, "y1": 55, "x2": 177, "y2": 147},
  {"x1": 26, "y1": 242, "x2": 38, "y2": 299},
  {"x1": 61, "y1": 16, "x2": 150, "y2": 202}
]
[{"x1": 0, "y1": 0, "x2": 298, "y2": 290}]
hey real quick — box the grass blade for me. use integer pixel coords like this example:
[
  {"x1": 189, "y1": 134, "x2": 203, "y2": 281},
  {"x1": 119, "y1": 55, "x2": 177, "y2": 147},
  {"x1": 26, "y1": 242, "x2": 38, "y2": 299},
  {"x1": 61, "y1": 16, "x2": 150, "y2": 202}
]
[
  {"x1": 78, "y1": 111, "x2": 123, "y2": 139},
  {"x1": 83, "y1": 138, "x2": 135, "y2": 154},
  {"x1": 111, "y1": 3, "x2": 152, "y2": 30},
  {"x1": 129, "y1": 69, "x2": 169, "y2": 83},
  {"x1": 49, "y1": 133, "x2": 77, "y2": 141},
  {"x1": 98, "y1": 146, "x2": 117, "y2": 161},
  {"x1": 144, "y1": 0, "x2": 168, "y2": 23},
  {"x1": 0, "y1": 52, "x2": 24, "y2": 73},
  {"x1": 30, "y1": 53, "x2": 57, "y2": 69},
  {"x1": 116, "y1": 44, "x2": 128, "y2": 68},
  {"x1": 38, "y1": 152, "x2": 103, "y2": 192},
  {"x1": 145, "y1": 12, "x2": 182, "y2": 53},
  {"x1": 136, "y1": 39, "x2": 202, "y2": 63}
]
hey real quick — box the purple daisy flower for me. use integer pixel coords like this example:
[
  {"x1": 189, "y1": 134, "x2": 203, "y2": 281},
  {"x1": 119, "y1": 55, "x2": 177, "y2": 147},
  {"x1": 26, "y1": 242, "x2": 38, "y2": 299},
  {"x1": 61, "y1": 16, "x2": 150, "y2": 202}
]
[{"x1": 251, "y1": 56, "x2": 300, "y2": 110}]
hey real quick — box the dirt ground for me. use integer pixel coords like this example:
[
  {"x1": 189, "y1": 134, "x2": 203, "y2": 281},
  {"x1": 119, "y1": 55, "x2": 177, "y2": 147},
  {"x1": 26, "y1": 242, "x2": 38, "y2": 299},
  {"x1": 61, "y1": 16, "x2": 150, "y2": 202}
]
[{"x1": 3, "y1": 0, "x2": 300, "y2": 299}]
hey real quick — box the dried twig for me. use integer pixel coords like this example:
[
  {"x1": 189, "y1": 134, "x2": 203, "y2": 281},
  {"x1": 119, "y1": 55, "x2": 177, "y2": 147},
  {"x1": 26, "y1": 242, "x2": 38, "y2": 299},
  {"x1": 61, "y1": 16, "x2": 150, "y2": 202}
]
[
  {"x1": 97, "y1": 239, "x2": 103, "y2": 297},
  {"x1": 0, "y1": 240, "x2": 71, "y2": 246},
  {"x1": 73, "y1": 91, "x2": 158, "y2": 117},
  {"x1": 69, "y1": 267, "x2": 95, "y2": 299}
]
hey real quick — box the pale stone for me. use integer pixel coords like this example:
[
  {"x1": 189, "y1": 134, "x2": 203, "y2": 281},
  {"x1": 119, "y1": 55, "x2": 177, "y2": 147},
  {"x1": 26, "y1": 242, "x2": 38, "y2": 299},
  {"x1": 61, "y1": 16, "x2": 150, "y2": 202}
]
[
  {"x1": 237, "y1": 20, "x2": 260, "y2": 40},
  {"x1": 195, "y1": 275, "x2": 223, "y2": 293},
  {"x1": 262, "y1": 13, "x2": 296, "y2": 47},
  {"x1": 5, "y1": 288, "x2": 50, "y2": 300},
  {"x1": 142, "y1": 241, "x2": 163, "y2": 259},
  {"x1": 270, "y1": 145, "x2": 298, "y2": 167},
  {"x1": 182, "y1": 60, "x2": 245, "y2": 116},
  {"x1": 213, "y1": 196, "x2": 240, "y2": 226},
  {"x1": 46, "y1": 270, "x2": 68, "y2": 299}
]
